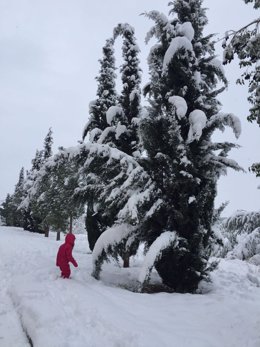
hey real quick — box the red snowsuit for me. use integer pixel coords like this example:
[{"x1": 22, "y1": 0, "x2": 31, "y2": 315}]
[{"x1": 56, "y1": 233, "x2": 78, "y2": 278}]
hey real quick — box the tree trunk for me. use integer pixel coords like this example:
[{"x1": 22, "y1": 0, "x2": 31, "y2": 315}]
[
  {"x1": 56, "y1": 230, "x2": 61, "y2": 241},
  {"x1": 44, "y1": 225, "x2": 49, "y2": 238},
  {"x1": 69, "y1": 215, "x2": 73, "y2": 233},
  {"x1": 85, "y1": 206, "x2": 103, "y2": 251},
  {"x1": 123, "y1": 254, "x2": 130, "y2": 268},
  {"x1": 155, "y1": 247, "x2": 202, "y2": 293}
]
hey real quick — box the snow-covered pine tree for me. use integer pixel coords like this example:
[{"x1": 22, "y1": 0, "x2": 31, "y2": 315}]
[
  {"x1": 30, "y1": 151, "x2": 84, "y2": 239},
  {"x1": 113, "y1": 23, "x2": 142, "y2": 155},
  {"x1": 90, "y1": 23, "x2": 142, "y2": 154},
  {"x1": 20, "y1": 130, "x2": 54, "y2": 233},
  {"x1": 31, "y1": 149, "x2": 44, "y2": 171},
  {"x1": 137, "y1": 0, "x2": 243, "y2": 292},
  {"x1": 43, "y1": 128, "x2": 53, "y2": 161},
  {"x1": 101, "y1": 23, "x2": 143, "y2": 266},
  {"x1": 224, "y1": 210, "x2": 260, "y2": 235},
  {"x1": 82, "y1": 38, "x2": 118, "y2": 250},
  {"x1": 82, "y1": 26, "x2": 142, "y2": 252},
  {"x1": 212, "y1": 201, "x2": 229, "y2": 225},
  {"x1": 0, "y1": 194, "x2": 15, "y2": 226},
  {"x1": 20, "y1": 150, "x2": 44, "y2": 232},
  {"x1": 29, "y1": 128, "x2": 54, "y2": 236},
  {"x1": 93, "y1": 23, "x2": 142, "y2": 153},
  {"x1": 0, "y1": 167, "x2": 25, "y2": 227},
  {"x1": 82, "y1": 38, "x2": 117, "y2": 143},
  {"x1": 0, "y1": 168, "x2": 26, "y2": 227},
  {"x1": 11, "y1": 167, "x2": 26, "y2": 227},
  {"x1": 221, "y1": 209, "x2": 260, "y2": 261}
]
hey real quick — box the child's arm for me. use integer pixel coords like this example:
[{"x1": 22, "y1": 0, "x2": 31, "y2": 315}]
[{"x1": 66, "y1": 245, "x2": 78, "y2": 267}]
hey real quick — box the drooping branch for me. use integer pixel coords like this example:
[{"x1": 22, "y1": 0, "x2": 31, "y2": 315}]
[{"x1": 216, "y1": 17, "x2": 260, "y2": 44}]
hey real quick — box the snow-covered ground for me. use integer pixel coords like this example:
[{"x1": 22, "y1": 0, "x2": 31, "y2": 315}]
[{"x1": 1, "y1": 226, "x2": 260, "y2": 347}]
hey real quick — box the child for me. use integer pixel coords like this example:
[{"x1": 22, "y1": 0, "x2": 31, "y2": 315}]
[{"x1": 56, "y1": 233, "x2": 78, "y2": 278}]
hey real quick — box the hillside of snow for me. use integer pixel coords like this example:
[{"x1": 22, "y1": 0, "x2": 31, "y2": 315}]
[{"x1": 1, "y1": 226, "x2": 260, "y2": 347}]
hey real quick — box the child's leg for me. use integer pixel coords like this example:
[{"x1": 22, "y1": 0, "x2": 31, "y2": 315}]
[{"x1": 60, "y1": 264, "x2": 71, "y2": 278}]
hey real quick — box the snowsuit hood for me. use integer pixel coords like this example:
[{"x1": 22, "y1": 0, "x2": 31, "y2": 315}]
[{"x1": 65, "y1": 233, "x2": 75, "y2": 246}]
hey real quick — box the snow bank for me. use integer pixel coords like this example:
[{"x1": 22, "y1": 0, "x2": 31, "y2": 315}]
[{"x1": 1, "y1": 227, "x2": 260, "y2": 347}]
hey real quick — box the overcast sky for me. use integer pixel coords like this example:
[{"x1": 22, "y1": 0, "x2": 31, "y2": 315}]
[{"x1": 0, "y1": 0, "x2": 259, "y2": 216}]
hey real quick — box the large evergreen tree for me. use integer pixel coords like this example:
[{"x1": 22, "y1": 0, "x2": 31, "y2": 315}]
[
  {"x1": 82, "y1": 38, "x2": 118, "y2": 250},
  {"x1": 82, "y1": 26, "x2": 142, "y2": 252},
  {"x1": 135, "y1": 0, "x2": 242, "y2": 292},
  {"x1": 113, "y1": 23, "x2": 142, "y2": 155},
  {"x1": 88, "y1": 0, "x2": 243, "y2": 293}
]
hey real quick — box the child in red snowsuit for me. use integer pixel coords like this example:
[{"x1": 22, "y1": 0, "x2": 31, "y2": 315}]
[{"x1": 56, "y1": 233, "x2": 78, "y2": 278}]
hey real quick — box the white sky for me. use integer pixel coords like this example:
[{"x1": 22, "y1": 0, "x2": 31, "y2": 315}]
[{"x1": 0, "y1": 0, "x2": 259, "y2": 216}]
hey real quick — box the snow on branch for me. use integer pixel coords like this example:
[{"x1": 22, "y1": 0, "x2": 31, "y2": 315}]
[
  {"x1": 208, "y1": 58, "x2": 228, "y2": 86},
  {"x1": 89, "y1": 128, "x2": 102, "y2": 143},
  {"x1": 205, "y1": 154, "x2": 244, "y2": 173},
  {"x1": 224, "y1": 210, "x2": 260, "y2": 233},
  {"x1": 228, "y1": 227, "x2": 260, "y2": 260},
  {"x1": 206, "y1": 112, "x2": 242, "y2": 139},
  {"x1": 106, "y1": 106, "x2": 123, "y2": 125},
  {"x1": 206, "y1": 142, "x2": 239, "y2": 152},
  {"x1": 64, "y1": 142, "x2": 161, "y2": 227},
  {"x1": 163, "y1": 37, "x2": 194, "y2": 72},
  {"x1": 176, "y1": 22, "x2": 195, "y2": 42},
  {"x1": 92, "y1": 223, "x2": 136, "y2": 279},
  {"x1": 187, "y1": 110, "x2": 207, "y2": 143},
  {"x1": 168, "y1": 95, "x2": 188, "y2": 119},
  {"x1": 117, "y1": 179, "x2": 160, "y2": 223},
  {"x1": 142, "y1": 11, "x2": 170, "y2": 43},
  {"x1": 145, "y1": 198, "x2": 164, "y2": 220},
  {"x1": 138, "y1": 231, "x2": 181, "y2": 289},
  {"x1": 65, "y1": 142, "x2": 133, "y2": 164},
  {"x1": 113, "y1": 23, "x2": 135, "y2": 37}
]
